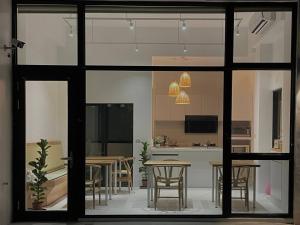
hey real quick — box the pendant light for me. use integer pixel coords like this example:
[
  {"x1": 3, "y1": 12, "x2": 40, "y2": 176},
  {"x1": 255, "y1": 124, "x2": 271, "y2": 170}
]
[
  {"x1": 168, "y1": 81, "x2": 180, "y2": 97},
  {"x1": 179, "y1": 72, "x2": 191, "y2": 88},
  {"x1": 175, "y1": 90, "x2": 190, "y2": 104}
]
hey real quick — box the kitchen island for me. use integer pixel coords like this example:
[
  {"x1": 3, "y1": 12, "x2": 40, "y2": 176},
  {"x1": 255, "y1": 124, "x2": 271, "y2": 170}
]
[{"x1": 151, "y1": 147, "x2": 222, "y2": 188}]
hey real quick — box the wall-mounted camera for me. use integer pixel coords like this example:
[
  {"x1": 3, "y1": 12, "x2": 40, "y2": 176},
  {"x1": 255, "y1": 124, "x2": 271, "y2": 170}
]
[
  {"x1": 1, "y1": 38, "x2": 26, "y2": 58},
  {"x1": 11, "y1": 39, "x2": 26, "y2": 49}
]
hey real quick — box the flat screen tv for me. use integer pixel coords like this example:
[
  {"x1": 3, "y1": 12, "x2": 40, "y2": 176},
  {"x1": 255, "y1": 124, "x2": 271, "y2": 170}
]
[{"x1": 185, "y1": 115, "x2": 218, "y2": 133}]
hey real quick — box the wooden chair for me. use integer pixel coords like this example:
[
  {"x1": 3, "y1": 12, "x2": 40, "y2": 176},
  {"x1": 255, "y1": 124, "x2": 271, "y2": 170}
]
[
  {"x1": 85, "y1": 164, "x2": 101, "y2": 208},
  {"x1": 216, "y1": 165, "x2": 251, "y2": 211},
  {"x1": 152, "y1": 165, "x2": 184, "y2": 210},
  {"x1": 113, "y1": 157, "x2": 134, "y2": 193}
]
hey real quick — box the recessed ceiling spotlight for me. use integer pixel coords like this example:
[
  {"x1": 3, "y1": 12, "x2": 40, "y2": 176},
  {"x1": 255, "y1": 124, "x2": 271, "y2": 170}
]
[
  {"x1": 181, "y1": 20, "x2": 187, "y2": 31},
  {"x1": 129, "y1": 19, "x2": 135, "y2": 30}
]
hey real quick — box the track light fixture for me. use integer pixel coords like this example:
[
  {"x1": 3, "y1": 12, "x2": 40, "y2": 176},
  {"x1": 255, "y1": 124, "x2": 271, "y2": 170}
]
[
  {"x1": 236, "y1": 28, "x2": 240, "y2": 37},
  {"x1": 129, "y1": 19, "x2": 135, "y2": 30},
  {"x1": 181, "y1": 20, "x2": 187, "y2": 31},
  {"x1": 69, "y1": 27, "x2": 74, "y2": 38}
]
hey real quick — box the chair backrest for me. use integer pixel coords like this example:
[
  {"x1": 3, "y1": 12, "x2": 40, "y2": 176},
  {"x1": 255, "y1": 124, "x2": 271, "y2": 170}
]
[
  {"x1": 216, "y1": 165, "x2": 250, "y2": 186},
  {"x1": 232, "y1": 166, "x2": 250, "y2": 187},
  {"x1": 153, "y1": 165, "x2": 184, "y2": 186},
  {"x1": 85, "y1": 164, "x2": 101, "y2": 181},
  {"x1": 122, "y1": 157, "x2": 135, "y2": 176}
]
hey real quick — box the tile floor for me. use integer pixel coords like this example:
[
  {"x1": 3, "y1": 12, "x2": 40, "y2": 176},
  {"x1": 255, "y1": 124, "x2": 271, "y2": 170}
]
[
  {"x1": 40, "y1": 187, "x2": 286, "y2": 215},
  {"x1": 82, "y1": 188, "x2": 285, "y2": 215}
]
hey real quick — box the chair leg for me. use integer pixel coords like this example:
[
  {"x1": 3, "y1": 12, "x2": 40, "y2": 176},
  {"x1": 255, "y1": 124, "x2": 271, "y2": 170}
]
[
  {"x1": 216, "y1": 185, "x2": 219, "y2": 207},
  {"x1": 154, "y1": 187, "x2": 157, "y2": 210},
  {"x1": 98, "y1": 184, "x2": 101, "y2": 204},
  {"x1": 93, "y1": 182, "x2": 95, "y2": 209},
  {"x1": 178, "y1": 188, "x2": 181, "y2": 211},
  {"x1": 181, "y1": 187, "x2": 184, "y2": 206},
  {"x1": 246, "y1": 186, "x2": 249, "y2": 211}
]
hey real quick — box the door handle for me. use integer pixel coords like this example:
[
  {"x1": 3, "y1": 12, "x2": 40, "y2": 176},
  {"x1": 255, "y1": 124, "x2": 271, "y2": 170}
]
[
  {"x1": 61, "y1": 152, "x2": 73, "y2": 168},
  {"x1": 61, "y1": 157, "x2": 72, "y2": 161}
]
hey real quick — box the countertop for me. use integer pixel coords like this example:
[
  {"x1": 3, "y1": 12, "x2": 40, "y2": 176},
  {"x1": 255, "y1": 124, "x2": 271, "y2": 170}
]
[{"x1": 151, "y1": 146, "x2": 223, "y2": 152}]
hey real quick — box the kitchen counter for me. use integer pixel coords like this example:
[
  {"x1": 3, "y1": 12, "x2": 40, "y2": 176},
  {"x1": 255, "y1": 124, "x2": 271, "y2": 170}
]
[
  {"x1": 150, "y1": 146, "x2": 223, "y2": 188},
  {"x1": 151, "y1": 146, "x2": 222, "y2": 152}
]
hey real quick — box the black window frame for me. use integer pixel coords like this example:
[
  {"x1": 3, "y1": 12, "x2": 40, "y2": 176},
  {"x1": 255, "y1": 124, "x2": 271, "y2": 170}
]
[{"x1": 11, "y1": 0, "x2": 297, "y2": 222}]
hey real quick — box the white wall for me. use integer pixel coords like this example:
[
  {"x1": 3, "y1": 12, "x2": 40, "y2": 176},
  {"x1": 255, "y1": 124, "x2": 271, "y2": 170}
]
[
  {"x1": 254, "y1": 71, "x2": 290, "y2": 211},
  {"x1": 26, "y1": 81, "x2": 68, "y2": 156},
  {"x1": 86, "y1": 71, "x2": 152, "y2": 187},
  {"x1": 0, "y1": 0, "x2": 11, "y2": 223}
]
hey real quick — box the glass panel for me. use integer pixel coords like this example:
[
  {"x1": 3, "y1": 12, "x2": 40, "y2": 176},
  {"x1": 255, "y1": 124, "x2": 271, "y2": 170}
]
[
  {"x1": 231, "y1": 160, "x2": 289, "y2": 214},
  {"x1": 85, "y1": 71, "x2": 223, "y2": 215},
  {"x1": 25, "y1": 81, "x2": 68, "y2": 211},
  {"x1": 231, "y1": 70, "x2": 291, "y2": 153},
  {"x1": 17, "y1": 5, "x2": 77, "y2": 65},
  {"x1": 234, "y1": 11, "x2": 292, "y2": 63},
  {"x1": 85, "y1": 10, "x2": 225, "y2": 66}
]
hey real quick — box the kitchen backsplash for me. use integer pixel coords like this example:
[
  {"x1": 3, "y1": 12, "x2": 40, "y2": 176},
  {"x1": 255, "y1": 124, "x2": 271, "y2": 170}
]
[{"x1": 154, "y1": 121, "x2": 223, "y2": 147}]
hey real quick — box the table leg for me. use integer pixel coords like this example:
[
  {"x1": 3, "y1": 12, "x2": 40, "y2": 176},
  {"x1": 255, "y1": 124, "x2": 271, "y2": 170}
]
[
  {"x1": 114, "y1": 162, "x2": 117, "y2": 194},
  {"x1": 89, "y1": 166, "x2": 92, "y2": 180},
  {"x1": 109, "y1": 164, "x2": 112, "y2": 200},
  {"x1": 119, "y1": 160, "x2": 122, "y2": 190},
  {"x1": 147, "y1": 166, "x2": 151, "y2": 207},
  {"x1": 185, "y1": 167, "x2": 188, "y2": 208},
  {"x1": 253, "y1": 167, "x2": 256, "y2": 208},
  {"x1": 215, "y1": 167, "x2": 218, "y2": 208},
  {"x1": 105, "y1": 165, "x2": 108, "y2": 205},
  {"x1": 150, "y1": 168, "x2": 153, "y2": 201},
  {"x1": 212, "y1": 165, "x2": 215, "y2": 202}
]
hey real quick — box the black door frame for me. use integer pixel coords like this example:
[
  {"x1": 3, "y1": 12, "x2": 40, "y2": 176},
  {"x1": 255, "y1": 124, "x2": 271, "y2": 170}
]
[
  {"x1": 12, "y1": 66, "x2": 85, "y2": 221},
  {"x1": 12, "y1": 0, "x2": 297, "y2": 222}
]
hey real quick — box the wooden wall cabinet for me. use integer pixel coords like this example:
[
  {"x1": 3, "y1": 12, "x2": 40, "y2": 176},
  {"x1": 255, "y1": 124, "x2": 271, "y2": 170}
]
[{"x1": 232, "y1": 71, "x2": 255, "y2": 121}]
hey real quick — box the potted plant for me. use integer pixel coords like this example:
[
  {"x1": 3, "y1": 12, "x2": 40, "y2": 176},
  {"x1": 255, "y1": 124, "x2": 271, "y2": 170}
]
[
  {"x1": 138, "y1": 140, "x2": 150, "y2": 188},
  {"x1": 28, "y1": 139, "x2": 51, "y2": 210},
  {"x1": 154, "y1": 136, "x2": 164, "y2": 147}
]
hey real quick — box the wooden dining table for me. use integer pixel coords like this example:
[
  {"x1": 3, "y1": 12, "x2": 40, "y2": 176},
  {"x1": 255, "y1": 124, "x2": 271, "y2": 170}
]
[
  {"x1": 144, "y1": 160, "x2": 191, "y2": 208},
  {"x1": 209, "y1": 160, "x2": 260, "y2": 208},
  {"x1": 85, "y1": 159, "x2": 116, "y2": 205},
  {"x1": 86, "y1": 156, "x2": 125, "y2": 194}
]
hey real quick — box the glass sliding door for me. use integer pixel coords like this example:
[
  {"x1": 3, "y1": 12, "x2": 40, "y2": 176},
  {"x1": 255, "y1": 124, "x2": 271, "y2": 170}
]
[
  {"x1": 229, "y1": 7, "x2": 294, "y2": 216},
  {"x1": 13, "y1": 66, "x2": 84, "y2": 221}
]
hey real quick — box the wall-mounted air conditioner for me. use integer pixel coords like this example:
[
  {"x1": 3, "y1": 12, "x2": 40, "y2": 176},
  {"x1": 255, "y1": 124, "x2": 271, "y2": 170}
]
[{"x1": 249, "y1": 12, "x2": 276, "y2": 35}]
